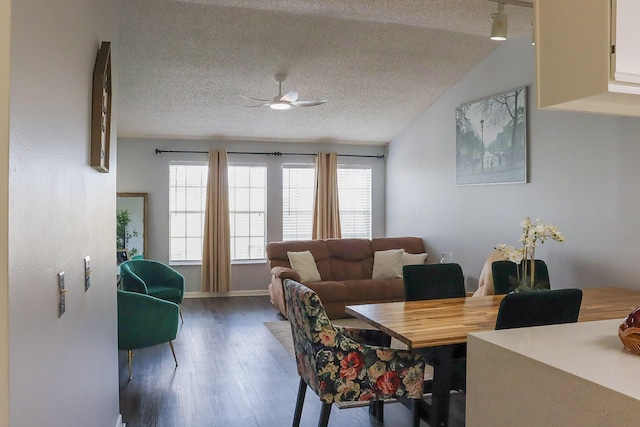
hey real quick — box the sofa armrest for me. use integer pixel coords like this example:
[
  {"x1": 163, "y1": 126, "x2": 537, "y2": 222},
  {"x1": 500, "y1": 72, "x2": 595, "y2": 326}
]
[
  {"x1": 271, "y1": 266, "x2": 301, "y2": 282},
  {"x1": 268, "y1": 267, "x2": 301, "y2": 319}
]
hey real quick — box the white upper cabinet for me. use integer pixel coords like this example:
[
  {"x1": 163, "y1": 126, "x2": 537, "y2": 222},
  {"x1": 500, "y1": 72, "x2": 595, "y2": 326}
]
[
  {"x1": 536, "y1": 0, "x2": 640, "y2": 116},
  {"x1": 612, "y1": 0, "x2": 640, "y2": 85}
]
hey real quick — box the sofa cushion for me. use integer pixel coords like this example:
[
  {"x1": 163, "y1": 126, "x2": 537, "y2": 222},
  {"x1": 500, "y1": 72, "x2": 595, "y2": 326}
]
[
  {"x1": 310, "y1": 279, "x2": 405, "y2": 318},
  {"x1": 343, "y1": 279, "x2": 405, "y2": 301},
  {"x1": 327, "y1": 257, "x2": 372, "y2": 281},
  {"x1": 267, "y1": 240, "x2": 330, "y2": 269},
  {"x1": 325, "y1": 238, "x2": 373, "y2": 261},
  {"x1": 324, "y1": 238, "x2": 374, "y2": 280},
  {"x1": 304, "y1": 281, "x2": 350, "y2": 303},
  {"x1": 403, "y1": 252, "x2": 428, "y2": 266},
  {"x1": 371, "y1": 237, "x2": 425, "y2": 254},
  {"x1": 287, "y1": 250, "x2": 321, "y2": 282},
  {"x1": 372, "y1": 249, "x2": 404, "y2": 279}
]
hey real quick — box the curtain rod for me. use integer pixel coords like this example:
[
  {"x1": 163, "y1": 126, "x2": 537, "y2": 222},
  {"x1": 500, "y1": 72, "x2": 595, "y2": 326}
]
[{"x1": 154, "y1": 148, "x2": 384, "y2": 159}]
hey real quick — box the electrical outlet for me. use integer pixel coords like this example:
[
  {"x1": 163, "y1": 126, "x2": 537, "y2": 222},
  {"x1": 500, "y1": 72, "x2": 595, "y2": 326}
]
[
  {"x1": 84, "y1": 256, "x2": 91, "y2": 291},
  {"x1": 58, "y1": 271, "x2": 67, "y2": 317}
]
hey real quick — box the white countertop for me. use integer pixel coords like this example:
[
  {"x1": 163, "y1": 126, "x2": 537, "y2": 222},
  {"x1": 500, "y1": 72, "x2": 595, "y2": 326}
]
[{"x1": 469, "y1": 318, "x2": 640, "y2": 401}]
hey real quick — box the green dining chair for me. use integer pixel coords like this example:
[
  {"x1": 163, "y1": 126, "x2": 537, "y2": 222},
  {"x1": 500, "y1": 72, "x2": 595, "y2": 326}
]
[
  {"x1": 494, "y1": 288, "x2": 583, "y2": 330},
  {"x1": 448, "y1": 288, "x2": 582, "y2": 399},
  {"x1": 403, "y1": 263, "x2": 466, "y2": 301},
  {"x1": 120, "y1": 259, "x2": 185, "y2": 321},
  {"x1": 403, "y1": 263, "x2": 467, "y2": 392},
  {"x1": 492, "y1": 260, "x2": 550, "y2": 294},
  {"x1": 117, "y1": 290, "x2": 180, "y2": 381}
]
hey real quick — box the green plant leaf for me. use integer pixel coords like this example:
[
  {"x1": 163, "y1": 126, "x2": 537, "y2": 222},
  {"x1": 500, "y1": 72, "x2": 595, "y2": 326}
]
[
  {"x1": 517, "y1": 283, "x2": 532, "y2": 292},
  {"x1": 532, "y1": 281, "x2": 550, "y2": 291}
]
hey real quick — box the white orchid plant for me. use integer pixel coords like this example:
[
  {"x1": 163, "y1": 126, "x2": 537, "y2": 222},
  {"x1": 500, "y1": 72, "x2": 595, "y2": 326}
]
[{"x1": 496, "y1": 216, "x2": 565, "y2": 292}]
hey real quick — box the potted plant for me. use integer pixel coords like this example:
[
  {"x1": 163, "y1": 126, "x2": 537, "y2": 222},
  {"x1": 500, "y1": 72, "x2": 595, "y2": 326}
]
[
  {"x1": 116, "y1": 209, "x2": 139, "y2": 257},
  {"x1": 496, "y1": 216, "x2": 564, "y2": 292}
]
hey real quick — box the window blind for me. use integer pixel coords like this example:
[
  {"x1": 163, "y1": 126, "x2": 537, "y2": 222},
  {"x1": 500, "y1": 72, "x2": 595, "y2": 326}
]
[
  {"x1": 282, "y1": 165, "x2": 315, "y2": 241},
  {"x1": 338, "y1": 167, "x2": 372, "y2": 239}
]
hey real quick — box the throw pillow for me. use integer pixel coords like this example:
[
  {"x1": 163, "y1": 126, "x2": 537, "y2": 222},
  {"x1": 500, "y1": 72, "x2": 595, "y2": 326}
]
[
  {"x1": 372, "y1": 249, "x2": 404, "y2": 280},
  {"x1": 402, "y1": 252, "x2": 428, "y2": 266},
  {"x1": 287, "y1": 250, "x2": 322, "y2": 282}
]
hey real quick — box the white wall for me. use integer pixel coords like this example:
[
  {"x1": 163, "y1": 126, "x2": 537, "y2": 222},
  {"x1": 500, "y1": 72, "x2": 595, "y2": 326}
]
[
  {"x1": 0, "y1": 1, "x2": 10, "y2": 424},
  {"x1": 8, "y1": 0, "x2": 120, "y2": 426},
  {"x1": 387, "y1": 38, "x2": 640, "y2": 292},
  {"x1": 117, "y1": 138, "x2": 387, "y2": 293}
]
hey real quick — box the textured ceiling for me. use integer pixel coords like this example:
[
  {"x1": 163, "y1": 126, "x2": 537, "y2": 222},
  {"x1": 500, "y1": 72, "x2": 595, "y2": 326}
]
[{"x1": 119, "y1": 0, "x2": 534, "y2": 144}]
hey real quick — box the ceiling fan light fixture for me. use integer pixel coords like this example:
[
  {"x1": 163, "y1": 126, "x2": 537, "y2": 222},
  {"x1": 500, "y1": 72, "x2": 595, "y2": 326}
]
[
  {"x1": 490, "y1": 3, "x2": 508, "y2": 41},
  {"x1": 270, "y1": 101, "x2": 291, "y2": 110},
  {"x1": 241, "y1": 75, "x2": 325, "y2": 110}
]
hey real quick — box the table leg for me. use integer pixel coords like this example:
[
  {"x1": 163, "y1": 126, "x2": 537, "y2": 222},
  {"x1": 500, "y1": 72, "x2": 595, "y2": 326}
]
[{"x1": 429, "y1": 345, "x2": 454, "y2": 427}]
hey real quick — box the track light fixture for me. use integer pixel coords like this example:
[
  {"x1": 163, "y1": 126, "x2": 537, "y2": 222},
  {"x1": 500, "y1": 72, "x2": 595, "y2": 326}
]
[
  {"x1": 488, "y1": 0, "x2": 533, "y2": 41},
  {"x1": 490, "y1": 3, "x2": 508, "y2": 41}
]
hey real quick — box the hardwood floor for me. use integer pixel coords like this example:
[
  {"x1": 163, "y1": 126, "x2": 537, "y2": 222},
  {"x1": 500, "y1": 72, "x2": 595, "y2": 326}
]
[{"x1": 119, "y1": 296, "x2": 465, "y2": 427}]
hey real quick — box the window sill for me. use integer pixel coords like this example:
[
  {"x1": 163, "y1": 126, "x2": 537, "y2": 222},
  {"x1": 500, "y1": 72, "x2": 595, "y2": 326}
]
[
  {"x1": 232, "y1": 259, "x2": 267, "y2": 266},
  {"x1": 170, "y1": 259, "x2": 267, "y2": 267},
  {"x1": 169, "y1": 261, "x2": 201, "y2": 267}
]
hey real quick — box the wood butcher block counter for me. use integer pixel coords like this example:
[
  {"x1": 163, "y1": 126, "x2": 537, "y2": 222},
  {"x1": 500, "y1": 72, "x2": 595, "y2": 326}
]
[
  {"x1": 467, "y1": 318, "x2": 640, "y2": 426},
  {"x1": 346, "y1": 287, "x2": 640, "y2": 349},
  {"x1": 346, "y1": 287, "x2": 640, "y2": 427}
]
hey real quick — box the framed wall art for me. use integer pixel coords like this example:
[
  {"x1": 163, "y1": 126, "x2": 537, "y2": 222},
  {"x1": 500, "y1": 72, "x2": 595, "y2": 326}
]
[
  {"x1": 91, "y1": 41, "x2": 112, "y2": 172},
  {"x1": 455, "y1": 86, "x2": 527, "y2": 185}
]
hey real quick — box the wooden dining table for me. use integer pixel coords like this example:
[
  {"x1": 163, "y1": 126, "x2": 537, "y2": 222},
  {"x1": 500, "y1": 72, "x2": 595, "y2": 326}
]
[{"x1": 345, "y1": 287, "x2": 640, "y2": 427}]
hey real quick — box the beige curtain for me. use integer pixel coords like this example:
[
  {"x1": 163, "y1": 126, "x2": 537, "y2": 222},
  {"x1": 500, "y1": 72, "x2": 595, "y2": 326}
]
[
  {"x1": 201, "y1": 149, "x2": 231, "y2": 293},
  {"x1": 312, "y1": 152, "x2": 341, "y2": 239}
]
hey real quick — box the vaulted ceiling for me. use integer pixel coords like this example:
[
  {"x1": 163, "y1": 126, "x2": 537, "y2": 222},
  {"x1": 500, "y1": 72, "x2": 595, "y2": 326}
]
[{"x1": 119, "y1": 0, "x2": 534, "y2": 145}]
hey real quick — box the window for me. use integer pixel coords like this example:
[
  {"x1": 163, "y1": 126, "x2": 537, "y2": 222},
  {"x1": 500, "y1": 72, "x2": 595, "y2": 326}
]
[
  {"x1": 228, "y1": 165, "x2": 267, "y2": 261},
  {"x1": 281, "y1": 164, "x2": 372, "y2": 240},
  {"x1": 338, "y1": 166, "x2": 372, "y2": 239},
  {"x1": 169, "y1": 163, "x2": 267, "y2": 263},
  {"x1": 282, "y1": 165, "x2": 315, "y2": 241},
  {"x1": 169, "y1": 163, "x2": 208, "y2": 262}
]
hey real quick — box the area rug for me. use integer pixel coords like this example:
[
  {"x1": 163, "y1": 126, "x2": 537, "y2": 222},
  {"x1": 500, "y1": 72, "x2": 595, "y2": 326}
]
[{"x1": 264, "y1": 319, "x2": 434, "y2": 409}]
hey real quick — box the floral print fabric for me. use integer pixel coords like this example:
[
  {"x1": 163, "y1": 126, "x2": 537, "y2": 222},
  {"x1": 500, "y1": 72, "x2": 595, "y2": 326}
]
[{"x1": 283, "y1": 279, "x2": 425, "y2": 403}]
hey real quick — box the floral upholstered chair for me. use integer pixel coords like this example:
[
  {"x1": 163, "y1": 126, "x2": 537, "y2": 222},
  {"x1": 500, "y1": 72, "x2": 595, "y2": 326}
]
[{"x1": 283, "y1": 279, "x2": 426, "y2": 427}]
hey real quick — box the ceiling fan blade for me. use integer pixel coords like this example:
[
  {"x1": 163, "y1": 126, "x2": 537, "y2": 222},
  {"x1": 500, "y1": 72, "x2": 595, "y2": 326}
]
[
  {"x1": 244, "y1": 103, "x2": 271, "y2": 108},
  {"x1": 290, "y1": 100, "x2": 327, "y2": 107},
  {"x1": 239, "y1": 94, "x2": 271, "y2": 102},
  {"x1": 280, "y1": 90, "x2": 298, "y2": 103}
]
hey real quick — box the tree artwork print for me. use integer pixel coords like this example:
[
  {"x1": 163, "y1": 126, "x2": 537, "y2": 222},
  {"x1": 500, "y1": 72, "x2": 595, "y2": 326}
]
[{"x1": 456, "y1": 86, "x2": 527, "y2": 185}]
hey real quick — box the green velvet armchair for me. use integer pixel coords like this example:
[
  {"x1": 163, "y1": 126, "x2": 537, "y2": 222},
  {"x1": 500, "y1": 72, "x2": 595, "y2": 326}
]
[
  {"x1": 117, "y1": 290, "x2": 180, "y2": 380},
  {"x1": 120, "y1": 259, "x2": 185, "y2": 320}
]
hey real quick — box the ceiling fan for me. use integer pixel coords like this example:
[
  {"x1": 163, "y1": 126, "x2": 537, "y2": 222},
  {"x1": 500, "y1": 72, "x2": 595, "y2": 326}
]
[{"x1": 240, "y1": 74, "x2": 327, "y2": 110}]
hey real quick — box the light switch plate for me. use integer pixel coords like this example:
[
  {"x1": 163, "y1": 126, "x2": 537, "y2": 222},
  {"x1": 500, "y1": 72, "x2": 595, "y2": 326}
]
[
  {"x1": 84, "y1": 256, "x2": 91, "y2": 291},
  {"x1": 58, "y1": 271, "x2": 66, "y2": 317}
]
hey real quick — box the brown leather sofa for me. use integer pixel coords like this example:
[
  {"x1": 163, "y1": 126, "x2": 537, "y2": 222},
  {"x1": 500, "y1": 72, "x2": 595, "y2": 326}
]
[{"x1": 266, "y1": 237, "x2": 427, "y2": 319}]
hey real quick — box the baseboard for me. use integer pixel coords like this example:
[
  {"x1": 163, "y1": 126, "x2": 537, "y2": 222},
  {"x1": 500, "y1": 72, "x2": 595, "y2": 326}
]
[
  {"x1": 115, "y1": 414, "x2": 125, "y2": 427},
  {"x1": 184, "y1": 290, "x2": 270, "y2": 298}
]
